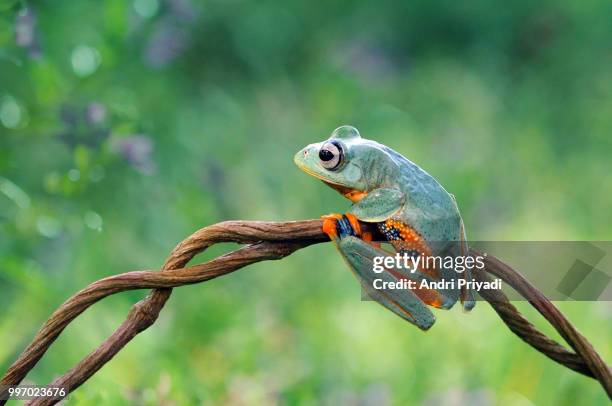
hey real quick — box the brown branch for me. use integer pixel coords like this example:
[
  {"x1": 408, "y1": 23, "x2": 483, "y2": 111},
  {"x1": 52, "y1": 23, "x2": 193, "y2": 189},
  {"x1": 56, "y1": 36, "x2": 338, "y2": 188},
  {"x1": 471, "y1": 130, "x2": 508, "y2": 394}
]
[
  {"x1": 474, "y1": 251, "x2": 612, "y2": 393},
  {"x1": 473, "y1": 270, "x2": 593, "y2": 376},
  {"x1": 0, "y1": 219, "x2": 610, "y2": 404}
]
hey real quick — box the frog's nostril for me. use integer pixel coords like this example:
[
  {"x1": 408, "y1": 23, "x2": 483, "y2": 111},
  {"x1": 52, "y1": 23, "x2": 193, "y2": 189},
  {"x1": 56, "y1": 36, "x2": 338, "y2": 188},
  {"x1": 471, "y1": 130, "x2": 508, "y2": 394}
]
[{"x1": 304, "y1": 150, "x2": 308, "y2": 156}]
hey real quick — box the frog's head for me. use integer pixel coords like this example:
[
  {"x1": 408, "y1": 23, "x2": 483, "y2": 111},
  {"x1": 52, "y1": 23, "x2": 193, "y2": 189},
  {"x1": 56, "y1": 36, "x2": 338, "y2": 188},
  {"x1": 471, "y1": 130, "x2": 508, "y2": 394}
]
[{"x1": 294, "y1": 125, "x2": 399, "y2": 202}]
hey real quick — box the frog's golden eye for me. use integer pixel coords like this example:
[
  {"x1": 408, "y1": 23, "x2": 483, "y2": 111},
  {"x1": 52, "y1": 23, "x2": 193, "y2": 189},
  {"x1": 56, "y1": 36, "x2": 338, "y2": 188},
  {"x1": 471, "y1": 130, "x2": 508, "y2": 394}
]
[{"x1": 319, "y1": 141, "x2": 343, "y2": 170}]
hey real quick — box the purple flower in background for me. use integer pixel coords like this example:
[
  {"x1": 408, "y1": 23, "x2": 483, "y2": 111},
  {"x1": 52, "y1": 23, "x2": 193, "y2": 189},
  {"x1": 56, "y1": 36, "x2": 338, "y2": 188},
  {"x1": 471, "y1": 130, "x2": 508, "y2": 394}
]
[
  {"x1": 57, "y1": 103, "x2": 109, "y2": 148},
  {"x1": 141, "y1": 0, "x2": 199, "y2": 68},
  {"x1": 144, "y1": 19, "x2": 187, "y2": 68},
  {"x1": 168, "y1": 0, "x2": 197, "y2": 23},
  {"x1": 86, "y1": 102, "x2": 107, "y2": 124},
  {"x1": 15, "y1": 7, "x2": 42, "y2": 59},
  {"x1": 15, "y1": 9, "x2": 34, "y2": 46},
  {"x1": 331, "y1": 38, "x2": 402, "y2": 81},
  {"x1": 110, "y1": 135, "x2": 156, "y2": 175}
]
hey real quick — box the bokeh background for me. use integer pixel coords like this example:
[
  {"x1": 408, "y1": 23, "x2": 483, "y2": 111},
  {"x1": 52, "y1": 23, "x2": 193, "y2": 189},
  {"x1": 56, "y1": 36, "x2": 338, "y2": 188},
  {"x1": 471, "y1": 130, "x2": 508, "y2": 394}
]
[{"x1": 1, "y1": 0, "x2": 611, "y2": 404}]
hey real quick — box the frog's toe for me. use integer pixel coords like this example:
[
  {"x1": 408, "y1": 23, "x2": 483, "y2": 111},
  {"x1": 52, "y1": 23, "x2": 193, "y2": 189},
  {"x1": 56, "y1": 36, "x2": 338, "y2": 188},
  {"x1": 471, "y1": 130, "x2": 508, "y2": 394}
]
[
  {"x1": 336, "y1": 215, "x2": 359, "y2": 238},
  {"x1": 322, "y1": 217, "x2": 340, "y2": 240},
  {"x1": 344, "y1": 213, "x2": 362, "y2": 237},
  {"x1": 321, "y1": 213, "x2": 344, "y2": 220}
]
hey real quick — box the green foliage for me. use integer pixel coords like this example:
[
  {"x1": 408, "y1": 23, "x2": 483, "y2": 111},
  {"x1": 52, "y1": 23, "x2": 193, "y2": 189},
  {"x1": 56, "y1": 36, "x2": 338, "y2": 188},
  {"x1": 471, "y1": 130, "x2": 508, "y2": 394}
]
[{"x1": 1, "y1": 0, "x2": 611, "y2": 404}]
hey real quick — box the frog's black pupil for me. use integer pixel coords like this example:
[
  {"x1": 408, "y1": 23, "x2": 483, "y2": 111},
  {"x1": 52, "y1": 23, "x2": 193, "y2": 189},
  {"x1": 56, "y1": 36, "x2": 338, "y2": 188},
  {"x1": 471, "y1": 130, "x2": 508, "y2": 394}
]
[{"x1": 319, "y1": 148, "x2": 334, "y2": 161}]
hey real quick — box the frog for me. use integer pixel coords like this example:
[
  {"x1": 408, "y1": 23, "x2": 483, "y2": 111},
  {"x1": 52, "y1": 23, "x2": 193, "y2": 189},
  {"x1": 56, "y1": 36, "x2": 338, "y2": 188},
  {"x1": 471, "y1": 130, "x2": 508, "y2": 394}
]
[{"x1": 294, "y1": 125, "x2": 475, "y2": 330}]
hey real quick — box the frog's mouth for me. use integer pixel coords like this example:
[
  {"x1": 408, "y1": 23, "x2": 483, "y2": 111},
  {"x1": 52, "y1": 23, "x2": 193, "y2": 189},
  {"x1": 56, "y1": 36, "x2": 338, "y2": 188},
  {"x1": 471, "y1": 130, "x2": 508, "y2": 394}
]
[{"x1": 294, "y1": 157, "x2": 368, "y2": 203}]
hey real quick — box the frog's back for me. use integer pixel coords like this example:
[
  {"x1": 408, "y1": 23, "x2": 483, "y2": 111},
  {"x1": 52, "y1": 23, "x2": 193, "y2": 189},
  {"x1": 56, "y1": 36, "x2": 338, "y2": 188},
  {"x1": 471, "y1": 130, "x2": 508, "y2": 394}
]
[{"x1": 381, "y1": 146, "x2": 462, "y2": 244}]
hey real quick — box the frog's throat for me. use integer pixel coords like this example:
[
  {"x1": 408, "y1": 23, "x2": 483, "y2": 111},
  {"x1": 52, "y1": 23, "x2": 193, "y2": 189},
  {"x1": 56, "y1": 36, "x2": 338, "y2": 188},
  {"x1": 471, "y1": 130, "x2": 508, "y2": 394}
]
[
  {"x1": 297, "y1": 164, "x2": 368, "y2": 203},
  {"x1": 322, "y1": 181, "x2": 368, "y2": 203}
]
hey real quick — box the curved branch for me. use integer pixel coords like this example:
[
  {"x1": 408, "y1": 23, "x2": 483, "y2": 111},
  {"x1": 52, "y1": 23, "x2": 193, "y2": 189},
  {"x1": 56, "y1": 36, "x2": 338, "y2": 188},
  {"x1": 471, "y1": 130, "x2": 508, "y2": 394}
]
[
  {"x1": 473, "y1": 271, "x2": 593, "y2": 376},
  {"x1": 474, "y1": 250, "x2": 611, "y2": 393},
  {"x1": 0, "y1": 219, "x2": 610, "y2": 404}
]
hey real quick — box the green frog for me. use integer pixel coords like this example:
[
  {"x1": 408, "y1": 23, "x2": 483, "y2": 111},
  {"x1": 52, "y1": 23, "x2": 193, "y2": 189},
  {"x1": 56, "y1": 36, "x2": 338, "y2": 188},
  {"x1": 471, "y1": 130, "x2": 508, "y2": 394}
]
[{"x1": 294, "y1": 125, "x2": 475, "y2": 330}]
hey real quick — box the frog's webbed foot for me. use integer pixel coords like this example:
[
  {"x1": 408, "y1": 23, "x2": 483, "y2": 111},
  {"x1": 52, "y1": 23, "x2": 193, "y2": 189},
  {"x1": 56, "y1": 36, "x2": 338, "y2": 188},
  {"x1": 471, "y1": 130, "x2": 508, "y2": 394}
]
[{"x1": 337, "y1": 236, "x2": 437, "y2": 330}]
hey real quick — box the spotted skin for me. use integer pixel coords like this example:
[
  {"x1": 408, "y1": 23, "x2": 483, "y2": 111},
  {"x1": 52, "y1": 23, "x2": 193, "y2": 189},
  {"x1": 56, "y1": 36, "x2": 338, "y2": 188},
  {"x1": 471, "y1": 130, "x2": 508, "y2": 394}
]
[
  {"x1": 378, "y1": 219, "x2": 431, "y2": 256},
  {"x1": 378, "y1": 219, "x2": 439, "y2": 279}
]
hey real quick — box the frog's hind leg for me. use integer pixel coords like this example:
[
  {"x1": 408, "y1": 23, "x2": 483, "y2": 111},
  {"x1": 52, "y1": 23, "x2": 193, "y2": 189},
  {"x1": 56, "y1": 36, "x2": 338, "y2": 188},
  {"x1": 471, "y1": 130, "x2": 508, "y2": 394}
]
[
  {"x1": 323, "y1": 215, "x2": 454, "y2": 328},
  {"x1": 377, "y1": 219, "x2": 460, "y2": 308},
  {"x1": 336, "y1": 235, "x2": 440, "y2": 330}
]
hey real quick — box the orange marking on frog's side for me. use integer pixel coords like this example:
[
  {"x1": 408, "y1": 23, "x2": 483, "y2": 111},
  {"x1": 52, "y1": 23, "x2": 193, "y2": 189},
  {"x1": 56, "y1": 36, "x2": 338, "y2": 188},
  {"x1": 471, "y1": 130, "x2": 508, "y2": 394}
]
[
  {"x1": 383, "y1": 219, "x2": 432, "y2": 256},
  {"x1": 383, "y1": 219, "x2": 439, "y2": 279}
]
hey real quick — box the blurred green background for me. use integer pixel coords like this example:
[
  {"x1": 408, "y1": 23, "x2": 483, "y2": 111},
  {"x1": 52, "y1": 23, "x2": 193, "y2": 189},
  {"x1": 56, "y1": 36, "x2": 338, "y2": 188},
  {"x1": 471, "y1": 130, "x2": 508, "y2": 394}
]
[{"x1": 1, "y1": 0, "x2": 611, "y2": 404}]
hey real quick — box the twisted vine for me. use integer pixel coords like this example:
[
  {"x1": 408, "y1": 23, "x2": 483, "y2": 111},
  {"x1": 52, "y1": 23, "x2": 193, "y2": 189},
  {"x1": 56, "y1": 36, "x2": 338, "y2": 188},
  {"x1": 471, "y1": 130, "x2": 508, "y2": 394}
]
[{"x1": 0, "y1": 219, "x2": 610, "y2": 405}]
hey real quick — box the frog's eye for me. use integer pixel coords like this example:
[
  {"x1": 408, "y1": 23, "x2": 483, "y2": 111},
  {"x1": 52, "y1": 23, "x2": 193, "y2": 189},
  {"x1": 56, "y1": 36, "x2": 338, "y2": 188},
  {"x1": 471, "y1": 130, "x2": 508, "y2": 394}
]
[{"x1": 319, "y1": 141, "x2": 343, "y2": 170}]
